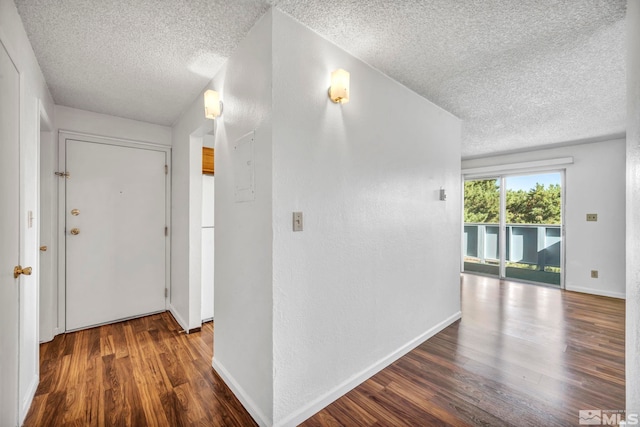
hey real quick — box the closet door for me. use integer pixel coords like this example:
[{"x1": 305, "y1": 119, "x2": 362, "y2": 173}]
[{"x1": 0, "y1": 40, "x2": 21, "y2": 427}]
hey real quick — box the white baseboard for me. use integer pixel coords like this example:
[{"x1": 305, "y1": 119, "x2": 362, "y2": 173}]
[
  {"x1": 212, "y1": 358, "x2": 271, "y2": 427},
  {"x1": 20, "y1": 374, "x2": 39, "y2": 425},
  {"x1": 53, "y1": 326, "x2": 61, "y2": 337},
  {"x1": 276, "y1": 310, "x2": 463, "y2": 427},
  {"x1": 566, "y1": 286, "x2": 625, "y2": 299},
  {"x1": 167, "y1": 304, "x2": 189, "y2": 331},
  {"x1": 40, "y1": 330, "x2": 54, "y2": 344}
]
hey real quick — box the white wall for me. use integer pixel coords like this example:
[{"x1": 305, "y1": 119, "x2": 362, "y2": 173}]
[
  {"x1": 626, "y1": 0, "x2": 640, "y2": 416},
  {"x1": 169, "y1": 105, "x2": 197, "y2": 331},
  {"x1": 170, "y1": 11, "x2": 275, "y2": 422},
  {"x1": 462, "y1": 139, "x2": 626, "y2": 298},
  {"x1": 169, "y1": 74, "x2": 217, "y2": 332},
  {"x1": 39, "y1": 125, "x2": 56, "y2": 343},
  {"x1": 209, "y1": 10, "x2": 275, "y2": 425},
  {"x1": 0, "y1": 0, "x2": 55, "y2": 423},
  {"x1": 195, "y1": 9, "x2": 461, "y2": 425},
  {"x1": 55, "y1": 105, "x2": 172, "y2": 145},
  {"x1": 45, "y1": 105, "x2": 172, "y2": 337},
  {"x1": 270, "y1": 11, "x2": 461, "y2": 425},
  {"x1": 0, "y1": 1, "x2": 52, "y2": 111},
  {"x1": 188, "y1": 134, "x2": 203, "y2": 330}
]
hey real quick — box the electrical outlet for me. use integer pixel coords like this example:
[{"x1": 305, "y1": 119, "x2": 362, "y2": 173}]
[
  {"x1": 591, "y1": 270, "x2": 598, "y2": 279},
  {"x1": 586, "y1": 213, "x2": 598, "y2": 222}
]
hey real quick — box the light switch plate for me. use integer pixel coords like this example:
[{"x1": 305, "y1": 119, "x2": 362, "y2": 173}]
[
  {"x1": 586, "y1": 213, "x2": 598, "y2": 222},
  {"x1": 293, "y1": 212, "x2": 303, "y2": 232}
]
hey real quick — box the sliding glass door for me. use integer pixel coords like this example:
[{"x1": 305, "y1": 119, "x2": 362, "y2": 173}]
[
  {"x1": 505, "y1": 173, "x2": 562, "y2": 285},
  {"x1": 463, "y1": 178, "x2": 501, "y2": 277},
  {"x1": 463, "y1": 172, "x2": 563, "y2": 287}
]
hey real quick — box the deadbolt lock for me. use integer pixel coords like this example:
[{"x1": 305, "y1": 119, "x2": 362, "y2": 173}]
[
  {"x1": 71, "y1": 209, "x2": 80, "y2": 216},
  {"x1": 70, "y1": 228, "x2": 80, "y2": 235},
  {"x1": 14, "y1": 265, "x2": 32, "y2": 279}
]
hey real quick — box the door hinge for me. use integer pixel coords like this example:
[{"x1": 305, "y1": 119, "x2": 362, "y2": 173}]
[
  {"x1": 165, "y1": 288, "x2": 168, "y2": 298},
  {"x1": 55, "y1": 171, "x2": 70, "y2": 178},
  {"x1": 165, "y1": 165, "x2": 168, "y2": 175},
  {"x1": 164, "y1": 226, "x2": 168, "y2": 236}
]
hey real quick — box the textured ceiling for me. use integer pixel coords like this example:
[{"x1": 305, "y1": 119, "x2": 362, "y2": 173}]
[
  {"x1": 15, "y1": 0, "x2": 626, "y2": 157},
  {"x1": 14, "y1": 0, "x2": 271, "y2": 127}
]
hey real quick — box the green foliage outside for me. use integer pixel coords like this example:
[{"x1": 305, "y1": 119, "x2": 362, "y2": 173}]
[
  {"x1": 464, "y1": 180, "x2": 561, "y2": 225},
  {"x1": 463, "y1": 179, "x2": 500, "y2": 223}
]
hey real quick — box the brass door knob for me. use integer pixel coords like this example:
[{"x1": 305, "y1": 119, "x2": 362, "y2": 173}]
[
  {"x1": 70, "y1": 228, "x2": 80, "y2": 235},
  {"x1": 40, "y1": 246, "x2": 48, "y2": 252},
  {"x1": 14, "y1": 265, "x2": 33, "y2": 279}
]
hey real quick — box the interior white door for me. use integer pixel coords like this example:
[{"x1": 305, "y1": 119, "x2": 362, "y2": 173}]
[
  {"x1": 0, "y1": 40, "x2": 21, "y2": 427},
  {"x1": 65, "y1": 139, "x2": 167, "y2": 330}
]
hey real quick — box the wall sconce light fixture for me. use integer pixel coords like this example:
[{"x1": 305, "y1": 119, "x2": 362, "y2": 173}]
[
  {"x1": 204, "y1": 89, "x2": 223, "y2": 119},
  {"x1": 328, "y1": 68, "x2": 350, "y2": 104}
]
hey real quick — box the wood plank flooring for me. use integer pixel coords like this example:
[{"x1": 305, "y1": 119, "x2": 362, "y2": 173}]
[
  {"x1": 24, "y1": 274, "x2": 625, "y2": 426},
  {"x1": 23, "y1": 313, "x2": 257, "y2": 427},
  {"x1": 303, "y1": 274, "x2": 625, "y2": 426}
]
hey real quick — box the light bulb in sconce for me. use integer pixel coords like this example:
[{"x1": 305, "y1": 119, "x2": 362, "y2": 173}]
[
  {"x1": 204, "y1": 89, "x2": 223, "y2": 119},
  {"x1": 328, "y1": 68, "x2": 350, "y2": 104}
]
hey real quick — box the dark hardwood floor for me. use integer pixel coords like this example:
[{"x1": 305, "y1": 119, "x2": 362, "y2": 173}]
[
  {"x1": 303, "y1": 274, "x2": 625, "y2": 426},
  {"x1": 24, "y1": 274, "x2": 625, "y2": 426},
  {"x1": 23, "y1": 313, "x2": 257, "y2": 427}
]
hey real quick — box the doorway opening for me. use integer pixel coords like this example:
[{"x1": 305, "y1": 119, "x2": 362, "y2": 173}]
[
  {"x1": 463, "y1": 171, "x2": 564, "y2": 287},
  {"x1": 201, "y1": 133, "x2": 215, "y2": 323}
]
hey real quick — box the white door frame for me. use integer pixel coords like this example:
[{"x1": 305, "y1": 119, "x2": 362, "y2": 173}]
[
  {"x1": 38, "y1": 103, "x2": 56, "y2": 342},
  {"x1": 57, "y1": 131, "x2": 171, "y2": 332}
]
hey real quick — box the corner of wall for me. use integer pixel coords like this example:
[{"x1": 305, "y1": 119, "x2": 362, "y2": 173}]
[
  {"x1": 167, "y1": 303, "x2": 189, "y2": 332},
  {"x1": 210, "y1": 7, "x2": 275, "y2": 424},
  {"x1": 274, "y1": 311, "x2": 462, "y2": 427},
  {"x1": 212, "y1": 358, "x2": 272, "y2": 427},
  {"x1": 270, "y1": 9, "x2": 461, "y2": 425},
  {"x1": 626, "y1": 0, "x2": 640, "y2": 416}
]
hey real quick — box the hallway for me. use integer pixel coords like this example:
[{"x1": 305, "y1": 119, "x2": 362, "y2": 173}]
[
  {"x1": 23, "y1": 314, "x2": 256, "y2": 426},
  {"x1": 24, "y1": 274, "x2": 625, "y2": 426}
]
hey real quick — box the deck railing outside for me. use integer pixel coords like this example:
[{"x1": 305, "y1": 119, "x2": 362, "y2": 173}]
[{"x1": 463, "y1": 223, "x2": 561, "y2": 283}]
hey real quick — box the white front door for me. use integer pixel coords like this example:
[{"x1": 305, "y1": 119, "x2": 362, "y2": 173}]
[
  {"x1": 0, "y1": 40, "x2": 21, "y2": 427},
  {"x1": 65, "y1": 138, "x2": 167, "y2": 330}
]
